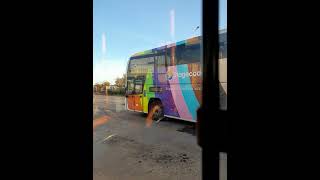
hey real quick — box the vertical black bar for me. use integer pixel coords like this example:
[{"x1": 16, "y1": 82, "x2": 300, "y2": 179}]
[
  {"x1": 202, "y1": 0, "x2": 220, "y2": 113},
  {"x1": 197, "y1": 0, "x2": 220, "y2": 180}
]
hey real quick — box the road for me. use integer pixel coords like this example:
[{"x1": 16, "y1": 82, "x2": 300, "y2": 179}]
[{"x1": 93, "y1": 95, "x2": 201, "y2": 180}]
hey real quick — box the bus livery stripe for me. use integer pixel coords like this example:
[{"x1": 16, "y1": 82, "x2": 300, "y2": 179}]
[
  {"x1": 168, "y1": 66, "x2": 193, "y2": 119},
  {"x1": 177, "y1": 64, "x2": 200, "y2": 120}
]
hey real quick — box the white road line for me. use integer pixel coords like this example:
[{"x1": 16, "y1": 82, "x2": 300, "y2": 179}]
[{"x1": 100, "y1": 134, "x2": 116, "y2": 143}]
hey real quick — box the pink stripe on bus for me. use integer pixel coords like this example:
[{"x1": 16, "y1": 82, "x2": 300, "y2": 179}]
[{"x1": 168, "y1": 66, "x2": 193, "y2": 119}]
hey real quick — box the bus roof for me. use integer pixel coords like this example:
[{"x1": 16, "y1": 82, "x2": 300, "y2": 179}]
[
  {"x1": 130, "y1": 36, "x2": 201, "y2": 59},
  {"x1": 130, "y1": 29, "x2": 226, "y2": 60}
]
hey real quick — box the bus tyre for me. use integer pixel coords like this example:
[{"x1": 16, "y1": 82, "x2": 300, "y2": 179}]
[{"x1": 149, "y1": 100, "x2": 164, "y2": 121}]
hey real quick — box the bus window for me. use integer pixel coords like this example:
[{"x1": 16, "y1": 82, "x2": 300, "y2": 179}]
[
  {"x1": 155, "y1": 54, "x2": 167, "y2": 84},
  {"x1": 219, "y1": 32, "x2": 227, "y2": 59},
  {"x1": 134, "y1": 80, "x2": 143, "y2": 94},
  {"x1": 166, "y1": 47, "x2": 176, "y2": 66},
  {"x1": 155, "y1": 54, "x2": 166, "y2": 72},
  {"x1": 219, "y1": 31, "x2": 227, "y2": 111},
  {"x1": 130, "y1": 56, "x2": 154, "y2": 74},
  {"x1": 126, "y1": 77, "x2": 135, "y2": 95},
  {"x1": 143, "y1": 57, "x2": 154, "y2": 73},
  {"x1": 176, "y1": 43, "x2": 201, "y2": 65}
]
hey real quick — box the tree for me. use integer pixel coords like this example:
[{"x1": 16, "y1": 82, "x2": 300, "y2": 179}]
[
  {"x1": 101, "y1": 81, "x2": 111, "y2": 93},
  {"x1": 102, "y1": 81, "x2": 110, "y2": 87},
  {"x1": 115, "y1": 74, "x2": 126, "y2": 88},
  {"x1": 94, "y1": 81, "x2": 110, "y2": 94},
  {"x1": 94, "y1": 83, "x2": 102, "y2": 93}
]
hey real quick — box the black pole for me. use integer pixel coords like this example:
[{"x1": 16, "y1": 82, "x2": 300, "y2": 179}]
[{"x1": 197, "y1": 0, "x2": 221, "y2": 180}]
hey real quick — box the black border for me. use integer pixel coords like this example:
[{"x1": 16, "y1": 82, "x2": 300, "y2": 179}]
[
  {"x1": 4, "y1": 1, "x2": 94, "y2": 179},
  {"x1": 2, "y1": 0, "x2": 313, "y2": 179}
]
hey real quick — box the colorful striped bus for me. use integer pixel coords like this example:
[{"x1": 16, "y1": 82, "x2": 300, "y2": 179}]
[{"x1": 125, "y1": 29, "x2": 227, "y2": 122}]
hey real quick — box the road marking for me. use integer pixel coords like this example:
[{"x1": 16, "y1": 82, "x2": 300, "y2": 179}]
[{"x1": 100, "y1": 134, "x2": 116, "y2": 143}]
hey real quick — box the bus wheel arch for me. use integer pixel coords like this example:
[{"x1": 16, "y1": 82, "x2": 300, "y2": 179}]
[{"x1": 148, "y1": 98, "x2": 164, "y2": 120}]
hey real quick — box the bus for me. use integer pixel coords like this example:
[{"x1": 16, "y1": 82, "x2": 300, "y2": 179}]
[{"x1": 125, "y1": 29, "x2": 227, "y2": 122}]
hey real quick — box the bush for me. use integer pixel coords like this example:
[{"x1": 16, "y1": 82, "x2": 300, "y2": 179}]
[{"x1": 107, "y1": 87, "x2": 125, "y2": 96}]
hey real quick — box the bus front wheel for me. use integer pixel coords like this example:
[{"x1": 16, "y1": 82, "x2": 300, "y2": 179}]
[{"x1": 149, "y1": 100, "x2": 164, "y2": 121}]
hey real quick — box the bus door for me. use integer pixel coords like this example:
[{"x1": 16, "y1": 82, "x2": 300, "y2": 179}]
[
  {"x1": 132, "y1": 79, "x2": 143, "y2": 111},
  {"x1": 126, "y1": 77, "x2": 135, "y2": 110}
]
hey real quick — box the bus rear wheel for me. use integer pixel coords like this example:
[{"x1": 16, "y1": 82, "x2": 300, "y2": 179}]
[{"x1": 149, "y1": 100, "x2": 164, "y2": 121}]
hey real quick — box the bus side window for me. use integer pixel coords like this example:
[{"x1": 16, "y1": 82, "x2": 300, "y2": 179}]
[
  {"x1": 176, "y1": 44, "x2": 185, "y2": 64},
  {"x1": 155, "y1": 54, "x2": 166, "y2": 73},
  {"x1": 166, "y1": 48, "x2": 171, "y2": 66},
  {"x1": 142, "y1": 56, "x2": 154, "y2": 74},
  {"x1": 166, "y1": 47, "x2": 176, "y2": 66},
  {"x1": 155, "y1": 54, "x2": 167, "y2": 83},
  {"x1": 127, "y1": 78, "x2": 134, "y2": 95},
  {"x1": 219, "y1": 32, "x2": 227, "y2": 59},
  {"x1": 176, "y1": 44, "x2": 200, "y2": 65},
  {"x1": 134, "y1": 79, "x2": 143, "y2": 94}
]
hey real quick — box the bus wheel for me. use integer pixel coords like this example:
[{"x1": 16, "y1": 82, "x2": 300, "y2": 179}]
[{"x1": 149, "y1": 100, "x2": 164, "y2": 121}]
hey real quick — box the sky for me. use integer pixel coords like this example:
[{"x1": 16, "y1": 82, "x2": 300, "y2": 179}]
[{"x1": 93, "y1": 0, "x2": 227, "y2": 84}]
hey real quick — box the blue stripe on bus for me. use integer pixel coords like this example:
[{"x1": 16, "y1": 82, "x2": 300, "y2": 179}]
[
  {"x1": 176, "y1": 40, "x2": 186, "y2": 46},
  {"x1": 177, "y1": 64, "x2": 200, "y2": 120}
]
